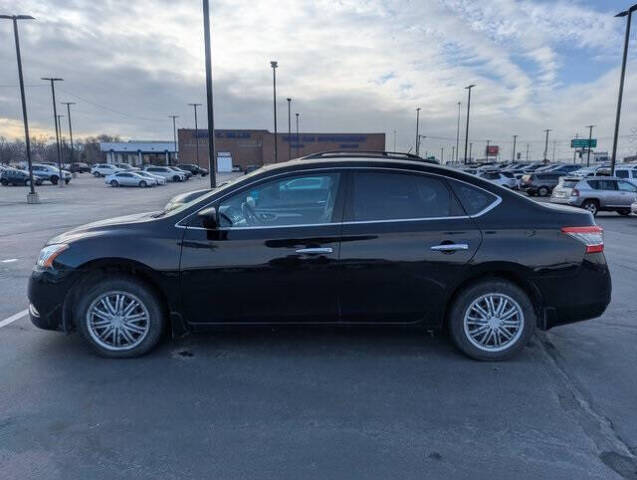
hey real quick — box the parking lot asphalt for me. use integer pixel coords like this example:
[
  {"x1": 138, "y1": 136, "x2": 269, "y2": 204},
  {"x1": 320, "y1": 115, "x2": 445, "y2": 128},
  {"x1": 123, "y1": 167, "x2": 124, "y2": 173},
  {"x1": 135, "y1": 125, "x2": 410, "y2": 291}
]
[{"x1": 1, "y1": 179, "x2": 636, "y2": 480}]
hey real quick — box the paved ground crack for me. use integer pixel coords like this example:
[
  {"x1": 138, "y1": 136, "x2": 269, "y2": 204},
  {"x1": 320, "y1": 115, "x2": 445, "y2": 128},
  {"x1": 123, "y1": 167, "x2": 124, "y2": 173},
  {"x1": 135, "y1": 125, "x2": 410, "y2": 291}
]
[{"x1": 537, "y1": 332, "x2": 637, "y2": 479}]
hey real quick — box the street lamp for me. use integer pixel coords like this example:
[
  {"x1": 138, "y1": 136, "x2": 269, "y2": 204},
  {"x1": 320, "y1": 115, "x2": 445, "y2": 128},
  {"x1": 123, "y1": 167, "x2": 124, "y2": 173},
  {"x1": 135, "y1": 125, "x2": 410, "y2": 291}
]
[
  {"x1": 61, "y1": 102, "x2": 75, "y2": 165},
  {"x1": 287, "y1": 98, "x2": 292, "y2": 160},
  {"x1": 169, "y1": 115, "x2": 179, "y2": 165},
  {"x1": 543, "y1": 129, "x2": 551, "y2": 163},
  {"x1": 1, "y1": 14, "x2": 37, "y2": 202},
  {"x1": 42, "y1": 77, "x2": 64, "y2": 187},
  {"x1": 295, "y1": 112, "x2": 300, "y2": 157},
  {"x1": 188, "y1": 103, "x2": 202, "y2": 166},
  {"x1": 585, "y1": 125, "x2": 595, "y2": 167},
  {"x1": 455, "y1": 101, "x2": 461, "y2": 163},
  {"x1": 271, "y1": 61, "x2": 278, "y2": 163},
  {"x1": 202, "y1": 0, "x2": 216, "y2": 188},
  {"x1": 611, "y1": 3, "x2": 637, "y2": 175},
  {"x1": 415, "y1": 107, "x2": 421, "y2": 156},
  {"x1": 463, "y1": 84, "x2": 476, "y2": 164}
]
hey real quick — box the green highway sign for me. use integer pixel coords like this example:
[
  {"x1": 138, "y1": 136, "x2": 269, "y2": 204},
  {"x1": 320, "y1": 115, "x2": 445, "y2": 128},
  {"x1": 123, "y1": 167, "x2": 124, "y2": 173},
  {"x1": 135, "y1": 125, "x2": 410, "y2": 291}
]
[{"x1": 571, "y1": 138, "x2": 597, "y2": 148}]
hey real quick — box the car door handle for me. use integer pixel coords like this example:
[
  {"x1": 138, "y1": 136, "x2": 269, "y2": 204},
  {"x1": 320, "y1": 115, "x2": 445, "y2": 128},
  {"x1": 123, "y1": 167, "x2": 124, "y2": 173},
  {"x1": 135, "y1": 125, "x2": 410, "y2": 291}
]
[
  {"x1": 430, "y1": 243, "x2": 469, "y2": 252},
  {"x1": 295, "y1": 247, "x2": 334, "y2": 255}
]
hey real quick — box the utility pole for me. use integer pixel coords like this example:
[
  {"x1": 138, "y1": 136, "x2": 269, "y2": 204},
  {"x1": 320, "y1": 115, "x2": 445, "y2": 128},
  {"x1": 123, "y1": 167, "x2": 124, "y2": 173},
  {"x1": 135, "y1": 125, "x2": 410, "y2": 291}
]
[
  {"x1": 526, "y1": 143, "x2": 530, "y2": 161},
  {"x1": 42, "y1": 77, "x2": 64, "y2": 187},
  {"x1": 552, "y1": 140, "x2": 557, "y2": 162},
  {"x1": 456, "y1": 101, "x2": 461, "y2": 163},
  {"x1": 393, "y1": 130, "x2": 397, "y2": 151},
  {"x1": 415, "y1": 107, "x2": 421, "y2": 156},
  {"x1": 451, "y1": 145, "x2": 455, "y2": 164},
  {"x1": 61, "y1": 102, "x2": 75, "y2": 165},
  {"x1": 270, "y1": 60, "x2": 278, "y2": 163},
  {"x1": 202, "y1": 0, "x2": 217, "y2": 187},
  {"x1": 188, "y1": 103, "x2": 201, "y2": 166},
  {"x1": 512, "y1": 135, "x2": 517, "y2": 162},
  {"x1": 463, "y1": 84, "x2": 476, "y2": 164},
  {"x1": 295, "y1": 113, "x2": 300, "y2": 157},
  {"x1": 573, "y1": 133, "x2": 579, "y2": 163},
  {"x1": 57, "y1": 114, "x2": 64, "y2": 161},
  {"x1": 469, "y1": 142, "x2": 473, "y2": 162},
  {"x1": 441, "y1": 147, "x2": 444, "y2": 163},
  {"x1": 486, "y1": 139, "x2": 490, "y2": 162},
  {"x1": 1, "y1": 14, "x2": 37, "y2": 202},
  {"x1": 287, "y1": 98, "x2": 291, "y2": 160},
  {"x1": 543, "y1": 129, "x2": 551, "y2": 163},
  {"x1": 585, "y1": 125, "x2": 594, "y2": 167},
  {"x1": 169, "y1": 115, "x2": 179, "y2": 165}
]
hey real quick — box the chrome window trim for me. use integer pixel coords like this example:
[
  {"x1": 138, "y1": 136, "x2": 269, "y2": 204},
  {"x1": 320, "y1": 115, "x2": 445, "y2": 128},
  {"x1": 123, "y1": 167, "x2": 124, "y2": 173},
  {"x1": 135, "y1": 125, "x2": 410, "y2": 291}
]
[{"x1": 174, "y1": 166, "x2": 502, "y2": 230}]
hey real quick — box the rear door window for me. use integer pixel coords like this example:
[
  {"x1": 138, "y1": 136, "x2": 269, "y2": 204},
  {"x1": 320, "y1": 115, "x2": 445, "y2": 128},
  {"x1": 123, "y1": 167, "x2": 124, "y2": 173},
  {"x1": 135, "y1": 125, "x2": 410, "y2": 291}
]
[
  {"x1": 448, "y1": 180, "x2": 499, "y2": 216},
  {"x1": 618, "y1": 181, "x2": 637, "y2": 192},
  {"x1": 598, "y1": 180, "x2": 618, "y2": 191}
]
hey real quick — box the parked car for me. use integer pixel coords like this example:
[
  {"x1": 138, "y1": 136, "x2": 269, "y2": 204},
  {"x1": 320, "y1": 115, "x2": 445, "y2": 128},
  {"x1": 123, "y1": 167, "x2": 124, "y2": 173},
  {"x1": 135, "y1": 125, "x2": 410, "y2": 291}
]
[
  {"x1": 92, "y1": 164, "x2": 123, "y2": 177},
  {"x1": 105, "y1": 171, "x2": 155, "y2": 188},
  {"x1": 177, "y1": 164, "x2": 208, "y2": 176},
  {"x1": 164, "y1": 188, "x2": 212, "y2": 211},
  {"x1": 168, "y1": 166, "x2": 192, "y2": 179},
  {"x1": 613, "y1": 165, "x2": 637, "y2": 181},
  {"x1": 632, "y1": 200, "x2": 637, "y2": 215},
  {"x1": 69, "y1": 162, "x2": 91, "y2": 173},
  {"x1": 114, "y1": 163, "x2": 140, "y2": 172},
  {"x1": 519, "y1": 172, "x2": 563, "y2": 196},
  {"x1": 0, "y1": 168, "x2": 44, "y2": 186},
  {"x1": 137, "y1": 170, "x2": 166, "y2": 185},
  {"x1": 570, "y1": 165, "x2": 609, "y2": 177},
  {"x1": 244, "y1": 165, "x2": 260, "y2": 174},
  {"x1": 478, "y1": 171, "x2": 517, "y2": 189},
  {"x1": 550, "y1": 176, "x2": 637, "y2": 216},
  {"x1": 144, "y1": 166, "x2": 186, "y2": 182},
  {"x1": 28, "y1": 153, "x2": 611, "y2": 360},
  {"x1": 31, "y1": 164, "x2": 72, "y2": 184}
]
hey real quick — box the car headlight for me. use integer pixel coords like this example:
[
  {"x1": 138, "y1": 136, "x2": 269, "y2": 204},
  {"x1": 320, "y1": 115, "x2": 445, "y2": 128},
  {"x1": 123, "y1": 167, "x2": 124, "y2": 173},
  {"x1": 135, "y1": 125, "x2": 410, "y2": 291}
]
[{"x1": 37, "y1": 244, "x2": 68, "y2": 268}]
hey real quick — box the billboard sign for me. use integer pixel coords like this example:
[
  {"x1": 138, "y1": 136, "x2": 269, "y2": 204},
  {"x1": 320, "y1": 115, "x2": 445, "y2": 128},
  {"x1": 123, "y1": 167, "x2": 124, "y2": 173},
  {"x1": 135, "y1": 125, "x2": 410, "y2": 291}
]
[{"x1": 486, "y1": 145, "x2": 499, "y2": 156}]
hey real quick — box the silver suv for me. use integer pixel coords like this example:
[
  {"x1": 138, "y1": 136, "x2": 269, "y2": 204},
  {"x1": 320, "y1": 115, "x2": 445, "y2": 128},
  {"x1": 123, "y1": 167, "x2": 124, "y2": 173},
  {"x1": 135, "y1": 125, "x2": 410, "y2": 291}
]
[{"x1": 551, "y1": 176, "x2": 637, "y2": 216}]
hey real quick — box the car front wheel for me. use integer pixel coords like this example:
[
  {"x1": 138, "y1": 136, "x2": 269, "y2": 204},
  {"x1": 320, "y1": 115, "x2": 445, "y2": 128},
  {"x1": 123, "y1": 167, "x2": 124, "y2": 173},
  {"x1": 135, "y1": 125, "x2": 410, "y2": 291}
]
[
  {"x1": 582, "y1": 200, "x2": 598, "y2": 216},
  {"x1": 110, "y1": 180, "x2": 119, "y2": 187},
  {"x1": 537, "y1": 186, "x2": 549, "y2": 197},
  {"x1": 75, "y1": 276, "x2": 165, "y2": 358},
  {"x1": 617, "y1": 208, "x2": 631, "y2": 216},
  {"x1": 139, "y1": 180, "x2": 147, "y2": 188},
  {"x1": 448, "y1": 279, "x2": 536, "y2": 361}
]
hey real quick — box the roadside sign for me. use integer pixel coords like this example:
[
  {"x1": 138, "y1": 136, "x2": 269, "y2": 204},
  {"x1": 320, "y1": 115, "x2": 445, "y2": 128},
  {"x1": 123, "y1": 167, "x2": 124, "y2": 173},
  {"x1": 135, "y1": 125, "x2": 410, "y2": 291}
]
[
  {"x1": 571, "y1": 138, "x2": 597, "y2": 148},
  {"x1": 486, "y1": 145, "x2": 499, "y2": 156}
]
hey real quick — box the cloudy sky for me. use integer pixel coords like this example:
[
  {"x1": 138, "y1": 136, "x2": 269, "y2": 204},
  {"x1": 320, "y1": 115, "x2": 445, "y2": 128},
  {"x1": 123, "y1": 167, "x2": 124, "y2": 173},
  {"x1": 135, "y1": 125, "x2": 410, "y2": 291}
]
[{"x1": 1, "y1": 0, "x2": 637, "y2": 161}]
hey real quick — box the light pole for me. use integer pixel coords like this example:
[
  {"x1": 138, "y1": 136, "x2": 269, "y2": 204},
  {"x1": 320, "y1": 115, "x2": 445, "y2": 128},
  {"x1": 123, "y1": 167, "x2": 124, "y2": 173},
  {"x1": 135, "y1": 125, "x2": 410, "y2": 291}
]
[
  {"x1": 469, "y1": 142, "x2": 473, "y2": 162},
  {"x1": 42, "y1": 77, "x2": 64, "y2": 187},
  {"x1": 1, "y1": 14, "x2": 37, "y2": 202},
  {"x1": 543, "y1": 129, "x2": 551, "y2": 163},
  {"x1": 61, "y1": 102, "x2": 75, "y2": 165},
  {"x1": 611, "y1": 3, "x2": 637, "y2": 175},
  {"x1": 415, "y1": 107, "x2": 421, "y2": 156},
  {"x1": 486, "y1": 139, "x2": 490, "y2": 162},
  {"x1": 287, "y1": 98, "x2": 292, "y2": 160},
  {"x1": 57, "y1": 114, "x2": 64, "y2": 160},
  {"x1": 393, "y1": 130, "x2": 397, "y2": 151},
  {"x1": 169, "y1": 115, "x2": 178, "y2": 165},
  {"x1": 512, "y1": 135, "x2": 517, "y2": 162},
  {"x1": 456, "y1": 101, "x2": 461, "y2": 163},
  {"x1": 295, "y1": 112, "x2": 300, "y2": 157},
  {"x1": 451, "y1": 145, "x2": 455, "y2": 164},
  {"x1": 463, "y1": 84, "x2": 476, "y2": 164},
  {"x1": 188, "y1": 103, "x2": 201, "y2": 166},
  {"x1": 271, "y1": 60, "x2": 278, "y2": 163},
  {"x1": 418, "y1": 135, "x2": 426, "y2": 157},
  {"x1": 202, "y1": 0, "x2": 217, "y2": 187},
  {"x1": 526, "y1": 143, "x2": 530, "y2": 161},
  {"x1": 586, "y1": 125, "x2": 595, "y2": 167},
  {"x1": 441, "y1": 147, "x2": 444, "y2": 163}
]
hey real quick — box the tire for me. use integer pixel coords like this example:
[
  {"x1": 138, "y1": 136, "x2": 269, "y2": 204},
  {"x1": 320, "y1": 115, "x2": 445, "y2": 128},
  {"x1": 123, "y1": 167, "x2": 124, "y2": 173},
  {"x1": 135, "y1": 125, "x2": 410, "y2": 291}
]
[
  {"x1": 110, "y1": 180, "x2": 119, "y2": 187},
  {"x1": 75, "y1": 276, "x2": 165, "y2": 358},
  {"x1": 173, "y1": 175, "x2": 180, "y2": 182},
  {"x1": 617, "y1": 208, "x2": 631, "y2": 216},
  {"x1": 1, "y1": 179, "x2": 8, "y2": 186},
  {"x1": 50, "y1": 176, "x2": 59, "y2": 185},
  {"x1": 581, "y1": 199, "x2": 598, "y2": 216},
  {"x1": 139, "y1": 180, "x2": 147, "y2": 188},
  {"x1": 93, "y1": 172, "x2": 101, "y2": 177},
  {"x1": 35, "y1": 179, "x2": 43, "y2": 186},
  {"x1": 537, "y1": 186, "x2": 549, "y2": 197},
  {"x1": 448, "y1": 279, "x2": 536, "y2": 361}
]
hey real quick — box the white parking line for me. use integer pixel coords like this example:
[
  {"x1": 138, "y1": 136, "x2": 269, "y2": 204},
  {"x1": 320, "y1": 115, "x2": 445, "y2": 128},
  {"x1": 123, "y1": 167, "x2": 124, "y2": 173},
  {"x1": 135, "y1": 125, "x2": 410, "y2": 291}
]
[
  {"x1": 0, "y1": 309, "x2": 28, "y2": 329},
  {"x1": 1, "y1": 259, "x2": 18, "y2": 263}
]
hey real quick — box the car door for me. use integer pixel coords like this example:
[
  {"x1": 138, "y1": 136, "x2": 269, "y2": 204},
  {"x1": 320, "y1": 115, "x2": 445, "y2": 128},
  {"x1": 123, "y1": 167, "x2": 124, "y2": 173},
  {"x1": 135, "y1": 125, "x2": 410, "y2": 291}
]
[
  {"x1": 179, "y1": 170, "x2": 344, "y2": 324},
  {"x1": 338, "y1": 169, "x2": 483, "y2": 324},
  {"x1": 617, "y1": 180, "x2": 637, "y2": 206},
  {"x1": 598, "y1": 179, "x2": 620, "y2": 207}
]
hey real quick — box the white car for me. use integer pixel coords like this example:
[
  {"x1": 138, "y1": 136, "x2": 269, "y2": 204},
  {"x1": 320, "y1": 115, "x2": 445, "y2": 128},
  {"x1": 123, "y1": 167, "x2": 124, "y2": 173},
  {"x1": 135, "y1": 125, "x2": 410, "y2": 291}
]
[
  {"x1": 145, "y1": 166, "x2": 186, "y2": 182},
  {"x1": 31, "y1": 164, "x2": 72, "y2": 184},
  {"x1": 137, "y1": 170, "x2": 166, "y2": 185},
  {"x1": 114, "y1": 163, "x2": 141, "y2": 172},
  {"x1": 105, "y1": 171, "x2": 155, "y2": 188},
  {"x1": 478, "y1": 170, "x2": 518, "y2": 189},
  {"x1": 92, "y1": 163, "x2": 123, "y2": 177}
]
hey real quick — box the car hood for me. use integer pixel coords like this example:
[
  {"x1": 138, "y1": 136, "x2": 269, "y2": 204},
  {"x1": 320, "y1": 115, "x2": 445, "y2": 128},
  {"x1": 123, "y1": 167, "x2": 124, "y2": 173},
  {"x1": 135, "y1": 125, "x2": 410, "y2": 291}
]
[{"x1": 48, "y1": 211, "x2": 158, "y2": 245}]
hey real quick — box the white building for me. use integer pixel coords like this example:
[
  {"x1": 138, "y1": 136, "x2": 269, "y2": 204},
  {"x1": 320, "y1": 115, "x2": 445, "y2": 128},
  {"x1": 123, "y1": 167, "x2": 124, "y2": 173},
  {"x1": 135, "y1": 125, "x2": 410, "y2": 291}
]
[{"x1": 100, "y1": 141, "x2": 177, "y2": 166}]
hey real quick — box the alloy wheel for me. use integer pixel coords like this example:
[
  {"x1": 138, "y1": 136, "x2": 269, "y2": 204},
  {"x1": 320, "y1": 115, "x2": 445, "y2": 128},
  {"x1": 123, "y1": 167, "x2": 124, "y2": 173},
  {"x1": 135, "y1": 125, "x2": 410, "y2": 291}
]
[
  {"x1": 463, "y1": 293, "x2": 524, "y2": 353},
  {"x1": 85, "y1": 291, "x2": 150, "y2": 351}
]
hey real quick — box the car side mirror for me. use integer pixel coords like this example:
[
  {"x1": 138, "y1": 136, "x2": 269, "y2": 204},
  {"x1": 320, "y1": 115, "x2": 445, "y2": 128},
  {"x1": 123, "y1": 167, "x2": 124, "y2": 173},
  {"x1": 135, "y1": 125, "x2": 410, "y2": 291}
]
[{"x1": 197, "y1": 206, "x2": 218, "y2": 229}]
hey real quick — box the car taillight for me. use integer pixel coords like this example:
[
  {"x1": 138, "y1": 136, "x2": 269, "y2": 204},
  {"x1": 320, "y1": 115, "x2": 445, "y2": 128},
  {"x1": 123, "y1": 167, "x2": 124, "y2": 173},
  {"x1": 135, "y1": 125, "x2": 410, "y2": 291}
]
[
  {"x1": 571, "y1": 189, "x2": 580, "y2": 197},
  {"x1": 561, "y1": 226, "x2": 603, "y2": 254}
]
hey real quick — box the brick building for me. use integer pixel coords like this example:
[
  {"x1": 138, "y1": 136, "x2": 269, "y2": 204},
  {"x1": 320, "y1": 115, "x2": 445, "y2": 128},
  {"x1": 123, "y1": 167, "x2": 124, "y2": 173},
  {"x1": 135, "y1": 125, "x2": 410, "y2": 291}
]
[{"x1": 177, "y1": 129, "x2": 385, "y2": 171}]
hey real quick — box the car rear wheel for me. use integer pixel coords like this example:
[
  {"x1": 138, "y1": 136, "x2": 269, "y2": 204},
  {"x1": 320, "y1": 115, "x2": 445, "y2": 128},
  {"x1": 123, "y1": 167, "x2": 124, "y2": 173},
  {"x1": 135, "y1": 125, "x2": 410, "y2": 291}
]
[
  {"x1": 173, "y1": 175, "x2": 180, "y2": 182},
  {"x1": 50, "y1": 175, "x2": 59, "y2": 185},
  {"x1": 448, "y1": 279, "x2": 536, "y2": 361},
  {"x1": 582, "y1": 199, "x2": 598, "y2": 216},
  {"x1": 0, "y1": 179, "x2": 8, "y2": 186},
  {"x1": 65, "y1": 178, "x2": 70, "y2": 184},
  {"x1": 537, "y1": 186, "x2": 549, "y2": 197},
  {"x1": 76, "y1": 276, "x2": 165, "y2": 358},
  {"x1": 617, "y1": 208, "x2": 631, "y2": 216},
  {"x1": 110, "y1": 180, "x2": 119, "y2": 187},
  {"x1": 139, "y1": 180, "x2": 147, "y2": 188},
  {"x1": 93, "y1": 172, "x2": 101, "y2": 177}
]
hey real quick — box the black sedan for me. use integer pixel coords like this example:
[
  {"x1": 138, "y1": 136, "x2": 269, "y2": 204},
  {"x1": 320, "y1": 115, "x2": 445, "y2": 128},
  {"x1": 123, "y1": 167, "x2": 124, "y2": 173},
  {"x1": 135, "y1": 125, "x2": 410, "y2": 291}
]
[
  {"x1": 0, "y1": 168, "x2": 44, "y2": 186},
  {"x1": 28, "y1": 154, "x2": 611, "y2": 360},
  {"x1": 177, "y1": 163, "x2": 208, "y2": 176}
]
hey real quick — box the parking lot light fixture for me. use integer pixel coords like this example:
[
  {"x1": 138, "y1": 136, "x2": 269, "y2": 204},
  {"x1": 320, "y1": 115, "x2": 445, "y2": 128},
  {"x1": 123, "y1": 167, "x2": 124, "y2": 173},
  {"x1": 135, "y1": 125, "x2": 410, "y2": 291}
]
[
  {"x1": 42, "y1": 77, "x2": 64, "y2": 187},
  {"x1": 202, "y1": 0, "x2": 216, "y2": 188},
  {"x1": 295, "y1": 112, "x2": 300, "y2": 157},
  {"x1": 61, "y1": 102, "x2": 75, "y2": 165},
  {"x1": 585, "y1": 125, "x2": 595, "y2": 167},
  {"x1": 188, "y1": 103, "x2": 202, "y2": 166},
  {"x1": 512, "y1": 135, "x2": 518, "y2": 162},
  {"x1": 611, "y1": 3, "x2": 637, "y2": 176},
  {"x1": 543, "y1": 129, "x2": 551, "y2": 163},
  {"x1": 415, "y1": 107, "x2": 421, "y2": 156},
  {"x1": 463, "y1": 84, "x2": 476, "y2": 164},
  {"x1": 169, "y1": 115, "x2": 178, "y2": 165},
  {"x1": 271, "y1": 61, "x2": 278, "y2": 163},
  {"x1": 287, "y1": 98, "x2": 292, "y2": 160},
  {"x1": 1, "y1": 14, "x2": 38, "y2": 201}
]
